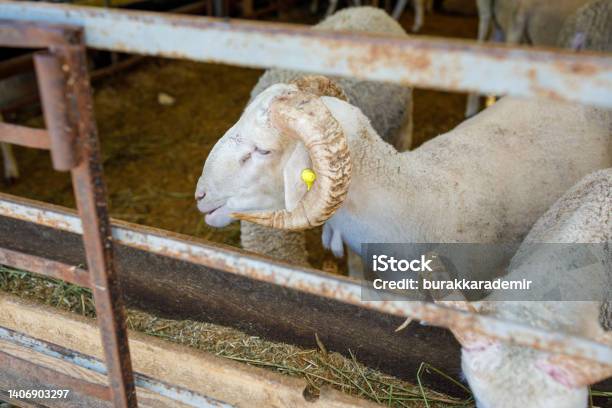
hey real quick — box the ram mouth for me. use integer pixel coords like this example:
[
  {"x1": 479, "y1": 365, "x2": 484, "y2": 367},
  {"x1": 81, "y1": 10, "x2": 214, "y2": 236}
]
[
  {"x1": 207, "y1": 205, "x2": 223, "y2": 215},
  {"x1": 197, "y1": 200, "x2": 226, "y2": 215}
]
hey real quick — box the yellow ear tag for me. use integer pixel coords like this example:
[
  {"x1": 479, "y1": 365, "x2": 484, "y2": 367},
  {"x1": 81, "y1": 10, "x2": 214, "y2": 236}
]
[{"x1": 301, "y1": 168, "x2": 317, "y2": 191}]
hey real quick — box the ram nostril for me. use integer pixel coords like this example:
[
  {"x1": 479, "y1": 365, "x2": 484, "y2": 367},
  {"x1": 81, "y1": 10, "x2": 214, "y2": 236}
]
[{"x1": 195, "y1": 191, "x2": 206, "y2": 201}]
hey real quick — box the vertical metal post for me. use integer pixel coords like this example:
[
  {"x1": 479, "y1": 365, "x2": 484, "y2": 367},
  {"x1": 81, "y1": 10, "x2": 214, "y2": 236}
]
[{"x1": 47, "y1": 41, "x2": 137, "y2": 407}]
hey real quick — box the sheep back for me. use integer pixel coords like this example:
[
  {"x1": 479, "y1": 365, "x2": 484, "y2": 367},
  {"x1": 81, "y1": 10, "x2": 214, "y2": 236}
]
[{"x1": 249, "y1": 7, "x2": 413, "y2": 146}]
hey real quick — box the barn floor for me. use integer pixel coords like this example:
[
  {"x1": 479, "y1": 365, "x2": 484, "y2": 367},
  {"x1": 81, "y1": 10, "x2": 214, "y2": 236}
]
[{"x1": 1, "y1": 3, "x2": 479, "y2": 407}]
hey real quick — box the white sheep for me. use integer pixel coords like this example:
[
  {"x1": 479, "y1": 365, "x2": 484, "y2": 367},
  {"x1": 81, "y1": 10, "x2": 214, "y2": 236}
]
[
  {"x1": 195, "y1": 76, "x2": 611, "y2": 269},
  {"x1": 556, "y1": 0, "x2": 612, "y2": 52},
  {"x1": 240, "y1": 6, "x2": 413, "y2": 267},
  {"x1": 466, "y1": 0, "x2": 592, "y2": 117},
  {"x1": 440, "y1": 168, "x2": 612, "y2": 408}
]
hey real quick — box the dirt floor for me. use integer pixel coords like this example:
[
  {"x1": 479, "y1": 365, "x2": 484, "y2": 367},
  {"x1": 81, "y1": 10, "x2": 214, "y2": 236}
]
[{"x1": 0, "y1": 3, "x2": 481, "y2": 407}]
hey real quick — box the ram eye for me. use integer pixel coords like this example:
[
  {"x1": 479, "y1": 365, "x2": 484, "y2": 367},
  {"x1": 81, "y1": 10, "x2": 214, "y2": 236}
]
[
  {"x1": 239, "y1": 152, "x2": 252, "y2": 165},
  {"x1": 255, "y1": 147, "x2": 271, "y2": 155}
]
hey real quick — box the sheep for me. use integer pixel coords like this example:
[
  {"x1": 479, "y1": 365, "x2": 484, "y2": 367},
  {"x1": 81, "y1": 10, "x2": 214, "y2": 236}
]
[
  {"x1": 239, "y1": 6, "x2": 413, "y2": 267},
  {"x1": 556, "y1": 0, "x2": 612, "y2": 52},
  {"x1": 310, "y1": 0, "x2": 432, "y2": 32},
  {"x1": 439, "y1": 169, "x2": 612, "y2": 408},
  {"x1": 195, "y1": 74, "x2": 611, "y2": 276},
  {"x1": 466, "y1": 0, "x2": 592, "y2": 117}
]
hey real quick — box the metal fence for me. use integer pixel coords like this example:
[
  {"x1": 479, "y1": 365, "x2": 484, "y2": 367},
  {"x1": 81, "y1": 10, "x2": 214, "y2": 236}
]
[{"x1": 0, "y1": 1, "x2": 611, "y2": 407}]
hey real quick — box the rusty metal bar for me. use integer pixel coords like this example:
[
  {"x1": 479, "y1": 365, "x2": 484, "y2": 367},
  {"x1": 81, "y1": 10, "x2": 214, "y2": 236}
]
[
  {"x1": 55, "y1": 40, "x2": 137, "y2": 407},
  {"x1": 1, "y1": 2, "x2": 611, "y2": 108},
  {"x1": 34, "y1": 51, "x2": 80, "y2": 171},
  {"x1": 0, "y1": 19, "x2": 138, "y2": 408},
  {"x1": 0, "y1": 247, "x2": 90, "y2": 288},
  {"x1": 0, "y1": 349, "x2": 113, "y2": 402},
  {"x1": 1, "y1": 192, "x2": 610, "y2": 367},
  {"x1": 0, "y1": 19, "x2": 80, "y2": 48},
  {"x1": 0, "y1": 123, "x2": 50, "y2": 149}
]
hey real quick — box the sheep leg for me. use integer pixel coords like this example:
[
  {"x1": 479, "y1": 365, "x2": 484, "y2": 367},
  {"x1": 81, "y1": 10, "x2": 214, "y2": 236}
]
[
  {"x1": 392, "y1": 0, "x2": 408, "y2": 21},
  {"x1": 411, "y1": 0, "x2": 425, "y2": 31},
  {"x1": 1, "y1": 142, "x2": 19, "y2": 182},
  {"x1": 325, "y1": 0, "x2": 338, "y2": 17},
  {"x1": 506, "y1": 8, "x2": 527, "y2": 45},
  {"x1": 465, "y1": 94, "x2": 481, "y2": 118},
  {"x1": 391, "y1": 97, "x2": 414, "y2": 152},
  {"x1": 465, "y1": 0, "x2": 494, "y2": 118}
]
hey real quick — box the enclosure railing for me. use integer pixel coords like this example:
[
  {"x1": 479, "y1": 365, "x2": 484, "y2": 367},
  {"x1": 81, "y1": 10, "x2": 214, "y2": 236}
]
[
  {"x1": 0, "y1": 1, "x2": 611, "y2": 407},
  {"x1": 0, "y1": 17, "x2": 138, "y2": 408}
]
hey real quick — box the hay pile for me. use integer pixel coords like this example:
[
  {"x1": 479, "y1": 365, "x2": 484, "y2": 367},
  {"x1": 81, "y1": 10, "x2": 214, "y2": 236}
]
[{"x1": 0, "y1": 265, "x2": 474, "y2": 407}]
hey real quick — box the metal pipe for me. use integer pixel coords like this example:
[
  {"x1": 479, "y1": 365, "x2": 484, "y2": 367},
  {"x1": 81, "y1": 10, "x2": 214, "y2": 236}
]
[
  {"x1": 0, "y1": 123, "x2": 50, "y2": 149},
  {"x1": 0, "y1": 247, "x2": 90, "y2": 288},
  {"x1": 33, "y1": 52, "x2": 79, "y2": 171},
  {"x1": 1, "y1": 192, "x2": 610, "y2": 367},
  {"x1": 0, "y1": 2, "x2": 611, "y2": 108},
  {"x1": 59, "y1": 42, "x2": 138, "y2": 407}
]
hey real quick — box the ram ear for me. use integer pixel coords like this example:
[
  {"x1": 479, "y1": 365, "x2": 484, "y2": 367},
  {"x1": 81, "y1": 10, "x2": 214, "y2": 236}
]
[
  {"x1": 283, "y1": 142, "x2": 312, "y2": 211},
  {"x1": 536, "y1": 354, "x2": 612, "y2": 388}
]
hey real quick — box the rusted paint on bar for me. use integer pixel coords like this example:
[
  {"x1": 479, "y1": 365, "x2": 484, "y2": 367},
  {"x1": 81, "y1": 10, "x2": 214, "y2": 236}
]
[
  {"x1": 0, "y1": 2, "x2": 611, "y2": 108},
  {"x1": 0, "y1": 19, "x2": 81, "y2": 48},
  {"x1": 34, "y1": 52, "x2": 80, "y2": 171},
  {"x1": 0, "y1": 123, "x2": 50, "y2": 149},
  {"x1": 0, "y1": 247, "x2": 90, "y2": 288},
  {"x1": 0, "y1": 193, "x2": 610, "y2": 367},
  {"x1": 0, "y1": 349, "x2": 112, "y2": 402}
]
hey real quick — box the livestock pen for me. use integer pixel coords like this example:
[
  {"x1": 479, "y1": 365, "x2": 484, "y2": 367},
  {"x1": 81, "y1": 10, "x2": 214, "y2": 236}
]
[{"x1": 0, "y1": 1, "x2": 611, "y2": 407}]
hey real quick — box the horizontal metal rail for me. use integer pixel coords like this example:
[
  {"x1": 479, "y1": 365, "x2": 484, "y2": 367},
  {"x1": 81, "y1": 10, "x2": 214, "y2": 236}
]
[
  {"x1": 1, "y1": 192, "x2": 610, "y2": 366},
  {"x1": 0, "y1": 123, "x2": 50, "y2": 149},
  {"x1": 1, "y1": 1, "x2": 612, "y2": 108},
  {"x1": 0, "y1": 247, "x2": 90, "y2": 288}
]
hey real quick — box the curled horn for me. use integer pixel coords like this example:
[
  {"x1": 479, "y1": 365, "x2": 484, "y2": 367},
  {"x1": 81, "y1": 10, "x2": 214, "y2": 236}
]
[
  {"x1": 232, "y1": 89, "x2": 352, "y2": 230},
  {"x1": 291, "y1": 75, "x2": 348, "y2": 102}
]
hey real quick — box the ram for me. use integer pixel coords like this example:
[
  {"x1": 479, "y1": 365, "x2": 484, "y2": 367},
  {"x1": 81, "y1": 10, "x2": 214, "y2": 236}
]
[
  {"x1": 236, "y1": 6, "x2": 413, "y2": 267},
  {"x1": 195, "y1": 74, "x2": 611, "y2": 271}
]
